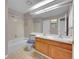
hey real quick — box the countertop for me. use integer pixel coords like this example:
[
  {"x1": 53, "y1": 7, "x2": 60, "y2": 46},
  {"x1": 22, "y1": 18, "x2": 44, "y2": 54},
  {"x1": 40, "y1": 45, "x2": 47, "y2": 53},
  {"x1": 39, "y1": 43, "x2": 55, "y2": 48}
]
[{"x1": 30, "y1": 32, "x2": 73, "y2": 44}]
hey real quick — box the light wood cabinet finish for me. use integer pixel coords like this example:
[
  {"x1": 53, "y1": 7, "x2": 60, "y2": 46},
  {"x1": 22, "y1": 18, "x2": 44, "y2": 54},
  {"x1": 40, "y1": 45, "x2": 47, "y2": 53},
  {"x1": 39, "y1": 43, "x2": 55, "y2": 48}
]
[
  {"x1": 35, "y1": 41, "x2": 49, "y2": 56},
  {"x1": 35, "y1": 37, "x2": 72, "y2": 59},
  {"x1": 49, "y1": 45, "x2": 72, "y2": 59}
]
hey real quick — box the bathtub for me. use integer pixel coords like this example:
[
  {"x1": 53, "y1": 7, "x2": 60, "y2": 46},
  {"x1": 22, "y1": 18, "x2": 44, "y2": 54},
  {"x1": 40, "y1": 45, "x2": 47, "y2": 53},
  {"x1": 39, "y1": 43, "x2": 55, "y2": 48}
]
[{"x1": 8, "y1": 38, "x2": 28, "y2": 54}]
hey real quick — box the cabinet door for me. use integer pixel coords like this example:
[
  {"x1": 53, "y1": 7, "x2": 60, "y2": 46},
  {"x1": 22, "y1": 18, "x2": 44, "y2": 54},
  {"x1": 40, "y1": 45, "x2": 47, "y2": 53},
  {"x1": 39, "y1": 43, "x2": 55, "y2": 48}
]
[
  {"x1": 49, "y1": 45, "x2": 72, "y2": 59},
  {"x1": 35, "y1": 41, "x2": 49, "y2": 56}
]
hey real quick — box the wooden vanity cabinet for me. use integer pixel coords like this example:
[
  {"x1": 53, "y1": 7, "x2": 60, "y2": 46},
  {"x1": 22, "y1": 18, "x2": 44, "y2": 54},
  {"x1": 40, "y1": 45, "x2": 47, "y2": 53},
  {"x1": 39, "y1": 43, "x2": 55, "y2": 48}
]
[
  {"x1": 49, "y1": 45, "x2": 72, "y2": 59},
  {"x1": 35, "y1": 41, "x2": 49, "y2": 56},
  {"x1": 35, "y1": 37, "x2": 72, "y2": 59}
]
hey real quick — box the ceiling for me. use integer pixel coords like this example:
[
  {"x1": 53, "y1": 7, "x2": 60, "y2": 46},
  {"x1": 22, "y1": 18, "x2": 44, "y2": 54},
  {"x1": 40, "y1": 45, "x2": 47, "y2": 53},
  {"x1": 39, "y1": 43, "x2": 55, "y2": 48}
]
[
  {"x1": 31, "y1": 5, "x2": 70, "y2": 18},
  {"x1": 8, "y1": 0, "x2": 42, "y2": 13},
  {"x1": 8, "y1": 0, "x2": 72, "y2": 18}
]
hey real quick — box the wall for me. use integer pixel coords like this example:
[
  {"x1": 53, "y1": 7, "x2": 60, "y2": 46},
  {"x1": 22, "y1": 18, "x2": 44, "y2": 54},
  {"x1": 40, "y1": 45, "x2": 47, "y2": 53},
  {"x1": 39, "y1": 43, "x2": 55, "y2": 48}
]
[
  {"x1": 68, "y1": 4, "x2": 74, "y2": 38},
  {"x1": 7, "y1": 15, "x2": 17, "y2": 41},
  {"x1": 50, "y1": 22, "x2": 58, "y2": 34},
  {"x1": 43, "y1": 20, "x2": 50, "y2": 34},
  {"x1": 7, "y1": 15, "x2": 24, "y2": 41},
  {"x1": 15, "y1": 19, "x2": 24, "y2": 38},
  {"x1": 24, "y1": 13, "x2": 34, "y2": 37},
  {"x1": 7, "y1": 9, "x2": 24, "y2": 41},
  {"x1": 15, "y1": 18, "x2": 24, "y2": 38},
  {"x1": 5, "y1": 0, "x2": 8, "y2": 55},
  {"x1": 24, "y1": 13, "x2": 44, "y2": 37},
  {"x1": 33, "y1": 19, "x2": 43, "y2": 33}
]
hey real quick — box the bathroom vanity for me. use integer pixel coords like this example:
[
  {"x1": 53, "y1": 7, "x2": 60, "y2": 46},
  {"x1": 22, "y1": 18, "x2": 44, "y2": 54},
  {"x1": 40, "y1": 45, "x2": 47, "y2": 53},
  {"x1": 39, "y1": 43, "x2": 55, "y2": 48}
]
[{"x1": 34, "y1": 35, "x2": 72, "y2": 59}]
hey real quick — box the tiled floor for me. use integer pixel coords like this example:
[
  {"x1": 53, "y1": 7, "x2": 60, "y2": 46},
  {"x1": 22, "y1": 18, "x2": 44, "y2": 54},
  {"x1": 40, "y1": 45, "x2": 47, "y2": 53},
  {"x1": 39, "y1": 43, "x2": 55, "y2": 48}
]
[{"x1": 6, "y1": 48, "x2": 49, "y2": 59}]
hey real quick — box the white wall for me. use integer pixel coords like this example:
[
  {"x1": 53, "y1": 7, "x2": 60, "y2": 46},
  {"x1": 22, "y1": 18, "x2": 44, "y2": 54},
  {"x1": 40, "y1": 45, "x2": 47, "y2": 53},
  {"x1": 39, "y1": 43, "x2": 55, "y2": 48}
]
[
  {"x1": 43, "y1": 20, "x2": 50, "y2": 34},
  {"x1": 7, "y1": 9, "x2": 25, "y2": 41},
  {"x1": 24, "y1": 19, "x2": 34, "y2": 37},
  {"x1": 68, "y1": 5, "x2": 74, "y2": 37},
  {"x1": 15, "y1": 18, "x2": 24, "y2": 38},
  {"x1": 5, "y1": 0, "x2": 8, "y2": 55},
  {"x1": 50, "y1": 22, "x2": 58, "y2": 34},
  {"x1": 7, "y1": 15, "x2": 17, "y2": 41},
  {"x1": 24, "y1": 13, "x2": 34, "y2": 37},
  {"x1": 7, "y1": 15, "x2": 24, "y2": 41},
  {"x1": 33, "y1": 19, "x2": 43, "y2": 33}
]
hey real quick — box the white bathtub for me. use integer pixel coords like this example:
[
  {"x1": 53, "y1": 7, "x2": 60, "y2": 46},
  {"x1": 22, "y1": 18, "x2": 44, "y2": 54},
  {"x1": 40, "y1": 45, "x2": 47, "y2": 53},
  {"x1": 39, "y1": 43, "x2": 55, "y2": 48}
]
[{"x1": 8, "y1": 38, "x2": 28, "y2": 54}]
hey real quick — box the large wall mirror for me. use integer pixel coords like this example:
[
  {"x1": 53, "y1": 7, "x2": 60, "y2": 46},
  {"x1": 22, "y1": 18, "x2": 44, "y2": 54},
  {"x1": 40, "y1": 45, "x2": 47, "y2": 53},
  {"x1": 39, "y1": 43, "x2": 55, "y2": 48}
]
[{"x1": 50, "y1": 14, "x2": 69, "y2": 36}]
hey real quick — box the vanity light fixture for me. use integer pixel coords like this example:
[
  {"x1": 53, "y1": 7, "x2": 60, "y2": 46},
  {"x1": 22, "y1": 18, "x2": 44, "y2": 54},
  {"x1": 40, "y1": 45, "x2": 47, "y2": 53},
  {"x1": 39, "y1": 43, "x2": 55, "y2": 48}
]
[
  {"x1": 29, "y1": 0, "x2": 55, "y2": 11},
  {"x1": 31, "y1": 0, "x2": 72, "y2": 15}
]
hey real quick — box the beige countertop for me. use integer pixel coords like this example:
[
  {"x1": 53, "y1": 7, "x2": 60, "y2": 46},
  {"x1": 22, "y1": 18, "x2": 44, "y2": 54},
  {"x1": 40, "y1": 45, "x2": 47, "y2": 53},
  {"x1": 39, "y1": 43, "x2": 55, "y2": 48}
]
[{"x1": 30, "y1": 32, "x2": 73, "y2": 44}]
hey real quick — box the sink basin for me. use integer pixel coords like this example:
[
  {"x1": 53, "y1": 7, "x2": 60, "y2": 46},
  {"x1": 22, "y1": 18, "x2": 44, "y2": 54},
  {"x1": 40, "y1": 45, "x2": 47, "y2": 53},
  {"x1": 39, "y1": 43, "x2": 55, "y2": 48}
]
[
  {"x1": 58, "y1": 35, "x2": 70, "y2": 39},
  {"x1": 33, "y1": 32, "x2": 71, "y2": 40}
]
